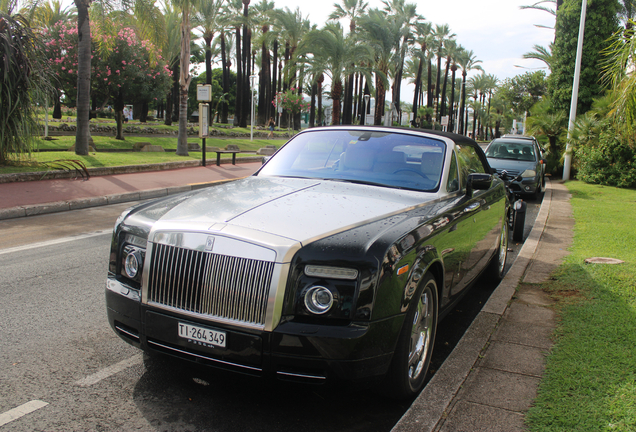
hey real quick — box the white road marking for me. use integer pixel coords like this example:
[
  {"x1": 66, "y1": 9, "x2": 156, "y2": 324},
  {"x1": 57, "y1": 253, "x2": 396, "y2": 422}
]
[
  {"x1": 0, "y1": 400, "x2": 48, "y2": 427},
  {"x1": 75, "y1": 354, "x2": 143, "y2": 387},
  {"x1": 0, "y1": 230, "x2": 111, "y2": 256}
]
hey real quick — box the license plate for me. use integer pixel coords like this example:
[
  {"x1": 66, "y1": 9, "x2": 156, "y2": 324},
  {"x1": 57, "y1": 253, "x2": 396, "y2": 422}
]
[{"x1": 178, "y1": 322, "x2": 226, "y2": 348}]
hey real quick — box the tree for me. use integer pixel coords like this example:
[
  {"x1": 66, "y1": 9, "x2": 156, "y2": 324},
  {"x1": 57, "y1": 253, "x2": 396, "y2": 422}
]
[
  {"x1": 523, "y1": 43, "x2": 554, "y2": 70},
  {"x1": 91, "y1": 26, "x2": 171, "y2": 138},
  {"x1": 196, "y1": 0, "x2": 225, "y2": 127},
  {"x1": 73, "y1": 0, "x2": 91, "y2": 155},
  {"x1": 0, "y1": 12, "x2": 54, "y2": 164},
  {"x1": 431, "y1": 24, "x2": 455, "y2": 120},
  {"x1": 410, "y1": 21, "x2": 432, "y2": 125},
  {"x1": 297, "y1": 22, "x2": 372, "y2": 125},
  {"x1": 456, "y1": 49, "x2": 482, "y2": 135},
  {"x1": 173, "y1": 0, "x2": 199, "y2": 156},
  {"x1": 358, "y1": 8, "x2": 400, "y2": 125},
  {"x1": 548, "y1": 0, "x2": 620, "y2": 114},
  {"x1": 498, "y1": 70, "x2": 547, "y2": 116},
  {"x1": 601, "y1": 18, "x2": 636, "y2": 125}
]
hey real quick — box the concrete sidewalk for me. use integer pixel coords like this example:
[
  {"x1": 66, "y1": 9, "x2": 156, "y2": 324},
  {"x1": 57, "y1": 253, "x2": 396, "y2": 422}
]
[
  {"x1": 0, "y1": 162, "x2": 262, "y2": 220},
  {"x1": 393, "y1": 179, "x2": 574, "y2": 432}
]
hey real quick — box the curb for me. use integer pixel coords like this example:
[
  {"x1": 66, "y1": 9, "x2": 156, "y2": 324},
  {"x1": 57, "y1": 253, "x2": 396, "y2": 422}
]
[
  {"x1": 391, "y1": 178, "x2": 553, "y2": 432},
  {"x1": 0, "y1": 177, "x2": 245, "y2": 221}
]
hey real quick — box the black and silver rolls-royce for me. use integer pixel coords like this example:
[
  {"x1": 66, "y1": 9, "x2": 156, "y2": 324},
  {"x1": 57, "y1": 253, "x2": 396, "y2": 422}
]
[{"x1": 106, "y1": 126, "x2": 509, "y2": 398}]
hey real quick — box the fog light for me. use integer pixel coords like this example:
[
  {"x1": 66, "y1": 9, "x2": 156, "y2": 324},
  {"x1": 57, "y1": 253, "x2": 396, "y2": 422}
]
[
  {"x1": 304, "y1": 286, "x2": 334, "y2": 314},
  {"x1": 524, "y1": 185, "x2": 531, "y2": 191}
]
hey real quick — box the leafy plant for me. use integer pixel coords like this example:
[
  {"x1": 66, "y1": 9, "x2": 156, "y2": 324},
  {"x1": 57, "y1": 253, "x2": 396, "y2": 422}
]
[{"x1": 0, "y1": 12, "x2": 54, "y2": 164}]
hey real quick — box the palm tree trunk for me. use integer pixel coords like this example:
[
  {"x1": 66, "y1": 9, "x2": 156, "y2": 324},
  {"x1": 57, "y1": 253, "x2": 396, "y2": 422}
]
[
  {"x1": 220, "y1": 31, "x2": 229, "y2": 124},
  {"x1": 310, "y1": 81, "x2": 316, "y2": 127},
  {"x1": 412, "y1": 58, "x2": 423, "y2": 124},
  {"x1": 440, "y1": 57, "x2": 450, "y2": 121},
  {"x1": 434, "y1": 51, "x2": 442, "y2": 120},
  {"x1": 459, "y1": 72, "x2": 467, "y2": 135},
  {"x1": 332, "y1": 80, "x2": 343, "y2": 125},
  {"x1": 374, "y1": 72, "x2": 385, "y2": 125},
  {"x1": 449, "y1": 66, "x2": 457, "y2": 132},
  {"x1": 234, "y1": 26, "x2": 242, "y2": 126},
  {"x1": 74, "y1": 0, "x2": 91, "y2": 156},
  {"x1": 177, "y1": 4, "x2": 192, "y2": 156}
]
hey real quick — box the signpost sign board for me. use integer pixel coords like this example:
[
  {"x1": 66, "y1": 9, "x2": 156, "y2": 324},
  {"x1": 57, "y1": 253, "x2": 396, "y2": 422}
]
[{"x1": 197, "y1": 84, "x2": 212, "y2": 102}]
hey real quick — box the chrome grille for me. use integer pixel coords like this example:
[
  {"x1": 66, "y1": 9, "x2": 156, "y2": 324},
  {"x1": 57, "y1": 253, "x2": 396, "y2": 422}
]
[{"x1": 147, "y1": 243, "x2": 274, "y2": 326}]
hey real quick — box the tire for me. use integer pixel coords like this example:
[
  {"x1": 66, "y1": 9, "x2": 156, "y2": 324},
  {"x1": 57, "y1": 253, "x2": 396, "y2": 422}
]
[
  {"x1": 512, "y1": 205, "x2": 526, "y2": 242},
  {"x1": 534, "y1": 180, "x2": 543, "y2": 200},
  {"x1": 385, "y1": 273, "x2": 438, "y2": 399},
  {"x1": 487, "y1": 219, "x2": 508, "y2": 282}
]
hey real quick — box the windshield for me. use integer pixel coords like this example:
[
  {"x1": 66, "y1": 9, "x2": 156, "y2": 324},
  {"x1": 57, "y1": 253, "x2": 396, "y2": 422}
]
[
  {"x1": 257, "y1": 130, "x2": 446, "y2": 192},
  {"x1": 486, "y1": 141, "x2": 536, "y2": 161}
]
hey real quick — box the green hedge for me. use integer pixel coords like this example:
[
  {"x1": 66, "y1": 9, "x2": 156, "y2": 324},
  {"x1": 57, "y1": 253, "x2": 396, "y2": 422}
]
[{"x1": 575, "y1": 130, "x2": 636, "y2": 188}]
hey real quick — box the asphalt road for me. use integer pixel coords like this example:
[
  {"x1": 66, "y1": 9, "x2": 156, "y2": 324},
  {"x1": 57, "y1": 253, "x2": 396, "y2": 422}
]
[{"x1": 0, "y1": 192, "x2": 541, "y2": 431}]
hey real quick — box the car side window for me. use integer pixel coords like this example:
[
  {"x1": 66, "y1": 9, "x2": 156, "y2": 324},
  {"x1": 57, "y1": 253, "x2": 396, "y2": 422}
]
[
  {"x1": 447, "y1": 150, "x2": 459, "y2": 192},
  {"x1": 456, "y1": 144, "x2": 488, "y2": 189}
]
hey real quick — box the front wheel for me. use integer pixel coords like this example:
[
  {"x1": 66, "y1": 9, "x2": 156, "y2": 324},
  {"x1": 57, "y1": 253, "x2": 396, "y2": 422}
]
[{"x1": 385, "y1": 273, "x2": 438, "y2": 399}]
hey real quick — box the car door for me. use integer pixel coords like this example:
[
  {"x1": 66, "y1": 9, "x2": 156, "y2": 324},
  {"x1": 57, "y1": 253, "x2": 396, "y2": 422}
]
[{"x1": 450, "y1": 143, "x2": 503, "y2": 295}]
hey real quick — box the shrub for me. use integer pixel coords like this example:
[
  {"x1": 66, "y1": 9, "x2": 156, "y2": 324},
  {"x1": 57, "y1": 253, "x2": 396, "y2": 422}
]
[{"x1": 575, "y1": 129, "x2": 636, "y2": 188}]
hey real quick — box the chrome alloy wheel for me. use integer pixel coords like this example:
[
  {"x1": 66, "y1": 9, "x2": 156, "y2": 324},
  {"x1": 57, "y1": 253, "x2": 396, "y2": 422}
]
[
  {"x1": 498, "y1": 224, "x2": 508, "y2": 276},
  {"x1": 407, "y1": 285, "x2": 434, "y2": 383}
]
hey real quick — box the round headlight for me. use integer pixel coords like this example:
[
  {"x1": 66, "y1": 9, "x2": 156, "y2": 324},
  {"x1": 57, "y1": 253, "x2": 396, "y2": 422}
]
[
  {"x1": 304, "y1": 286, "x2": 334, "y2": 315},
  {"x1": 124, "y1": 251, "x2": 141, "y2": 278}
]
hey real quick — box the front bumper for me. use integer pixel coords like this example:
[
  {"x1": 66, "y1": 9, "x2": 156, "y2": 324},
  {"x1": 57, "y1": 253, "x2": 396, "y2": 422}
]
[
  {"x1": 509, "y1": 178, "x2": 539, "y2": 195},
  {"x1": 106, "y1": 277, "x2": 401, "y2": 383}
]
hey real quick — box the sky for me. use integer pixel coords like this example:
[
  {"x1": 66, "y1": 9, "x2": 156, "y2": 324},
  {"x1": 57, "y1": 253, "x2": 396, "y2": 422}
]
[{"x1": 274, "y1": 0, "x2": 556, "y2": 101}]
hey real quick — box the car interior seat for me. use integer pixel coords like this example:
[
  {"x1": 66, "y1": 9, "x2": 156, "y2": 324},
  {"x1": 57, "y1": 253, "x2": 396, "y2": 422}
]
[
  {"x1": 421, "y1": 152, "x2": 443, "y2": 179},
  {"x1": 374, "y1": 150, "x2": 406, "y2": 174}
]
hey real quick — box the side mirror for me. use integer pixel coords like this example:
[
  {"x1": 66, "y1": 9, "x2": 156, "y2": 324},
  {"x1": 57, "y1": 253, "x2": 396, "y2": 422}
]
[
  {"x1": 467, "y1": 173, "x2": 493, "y2": 193},
  {"x1": 261, "y1": 156, "x2": 271, "y2": 165}
]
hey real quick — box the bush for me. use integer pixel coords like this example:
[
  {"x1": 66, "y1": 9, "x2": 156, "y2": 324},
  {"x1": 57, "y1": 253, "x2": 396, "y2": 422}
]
[{"x1": 575, "y1": 130, "x2": 636, "y2": 188}]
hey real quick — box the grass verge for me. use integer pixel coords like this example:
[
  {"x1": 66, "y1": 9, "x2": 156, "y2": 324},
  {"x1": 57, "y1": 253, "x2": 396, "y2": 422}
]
[
  {"x1": 1, "y1": 136, "x2": 287, "y2": 174},
  {"x1": 525, "y1": 181, "x2": 636, "y2": 432}
]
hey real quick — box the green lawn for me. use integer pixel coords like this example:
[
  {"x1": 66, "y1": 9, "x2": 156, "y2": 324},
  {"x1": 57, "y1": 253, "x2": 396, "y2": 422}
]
[
  {"x1": 526, "y1": 181, "x2": 636, "y2": 432},
  {"x1": 1, "y1": 135, "x2": 288, "y2": 174}
]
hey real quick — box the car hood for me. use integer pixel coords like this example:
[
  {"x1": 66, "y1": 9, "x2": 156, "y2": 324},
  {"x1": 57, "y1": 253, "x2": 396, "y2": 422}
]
[{"x1": 129, "y1": 176, "x2": 436, "y2": 245}]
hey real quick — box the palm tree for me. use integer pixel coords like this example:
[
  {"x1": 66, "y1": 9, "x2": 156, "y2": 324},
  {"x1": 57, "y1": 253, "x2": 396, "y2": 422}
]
[
  {"x1": 523, "y1": 43, "x2": 553, "y2": 71},
  {"x1": 160, "y1": 4, "x2": 182, "y2": 126},
  {"x1": 357, "y1": 8, "x2": 400, "y2": 125},
  {"x1": 196, "y1": 0, "x2": 225, "y2": 96},
  {"x1": 431, "y1": 23, "x2": 455, "y2": 121},
  {"x1": 271, "y1": 7, "x2": 310, "y2": 129},
  {"x1": 329, "y1": 0, "x2": 368, "y2": 32},
  {"x1": 328, "y1": 0, "x2": 368, "y2": 124},
  {"x1": 457, "y1": 49, "x2": 482, "y2": 135},
  {"x1": 439, "y1": 38, "x2": 458, "y2": 121},
  {"x1": 252, "y1": 0, "x2": 275, "y2": 125},
  {"x1": 410, "y1": 21, "x2": 432, "y2": 125},
  {"x1": 447, "y1": 45, "x2": 465, "y2": 132},
  {"x1": 383, "y1": 0, "x2": 420, "y2": 120},
  {"x1": 602, "y1": 22, "x2": 636, "y2": 126},
  {"x1": 296, "y1": 22, "x2": 372, "y2": 125}
]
